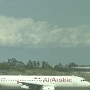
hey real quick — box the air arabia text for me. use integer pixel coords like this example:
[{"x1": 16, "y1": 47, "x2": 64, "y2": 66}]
[{"x1": 43, "y1": 78, "x2": 72, "y2": 82}]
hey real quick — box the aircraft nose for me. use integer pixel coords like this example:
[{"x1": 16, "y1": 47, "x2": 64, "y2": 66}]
[{"x1": 86, "y1": 82, "x2": 90, "y2": 87}]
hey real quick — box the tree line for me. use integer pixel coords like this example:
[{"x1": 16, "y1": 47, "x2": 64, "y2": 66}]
[{"x1": 0, "y1": 58, "x2": 78, "y2": 72}]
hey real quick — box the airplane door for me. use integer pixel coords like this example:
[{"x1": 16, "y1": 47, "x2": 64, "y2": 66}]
[
  {"x1": 73, "y1": 76, "x2": 77, "y2": 85},
  {"x1": 1, "y1": 78, "x2": 6, "y2": 82}
]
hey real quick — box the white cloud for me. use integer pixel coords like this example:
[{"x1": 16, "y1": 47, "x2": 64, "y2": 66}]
[{"x1": 0, "y1": 15, "x2": 90, "y2": 48}]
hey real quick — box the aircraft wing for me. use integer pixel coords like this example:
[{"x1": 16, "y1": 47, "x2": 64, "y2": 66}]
[
  {"x1": 20, "y1": 81, "x2": 43, "y2": 86},
  {"x1": 19, "y1": 81, "x2": 55, "y2": 90}
]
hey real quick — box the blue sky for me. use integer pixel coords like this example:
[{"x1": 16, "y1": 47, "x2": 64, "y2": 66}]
[{"x1": 0, "y1": 0, "x2": 90, "y2": 65}]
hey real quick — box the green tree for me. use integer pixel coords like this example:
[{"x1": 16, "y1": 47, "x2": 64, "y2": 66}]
[
  {"x1": 36, "y1": 61, "x2": 40, "y2": 68},
  {"x1": 8, "y1": 58, "x2": 18, "y2": 66},
  {"x1": 27, "y1": 60, "x2": 33, "y2": 68},
  {"x1": 68, "y1": 62, "x2": 78, "y2": 68}
]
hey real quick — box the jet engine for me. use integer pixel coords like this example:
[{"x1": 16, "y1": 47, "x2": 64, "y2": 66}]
[
  {"x1": 21, "y1": 85, "x2": 29, "y2": 89},
  {"x1": 41, "y1": 86, "x2": 54, "y2": 90}
]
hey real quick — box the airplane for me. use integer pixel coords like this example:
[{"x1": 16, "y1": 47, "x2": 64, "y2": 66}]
[{"x1": 0, "y1": 75, "x2": 90, "y2": 90}]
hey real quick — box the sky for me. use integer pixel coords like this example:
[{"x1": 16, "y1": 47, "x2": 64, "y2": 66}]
[{"x1": 0, "y1": 0, "x2": 90, "y2": 66}]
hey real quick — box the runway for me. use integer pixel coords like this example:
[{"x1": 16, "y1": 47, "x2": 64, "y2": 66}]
[{"x1": 0, "y1": 88, "x2": 90, "y2": 90}]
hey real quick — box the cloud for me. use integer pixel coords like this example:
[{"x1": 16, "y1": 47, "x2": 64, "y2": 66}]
[{"x1": 0, "y1": 15, "x2": 90, "y2": 48}]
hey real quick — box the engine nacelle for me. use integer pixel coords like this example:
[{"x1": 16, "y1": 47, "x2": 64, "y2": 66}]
[
  {"x1": 21, "y1": 85, "x2": 29, "y2": 89},
  {"x1": 41, "y1": 86, "x2": 54, "y2": 90}
]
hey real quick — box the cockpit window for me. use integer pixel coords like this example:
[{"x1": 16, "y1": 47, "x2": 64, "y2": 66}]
[{"x1": 81, "y1": 79, "x2": 86, "y2": 82}]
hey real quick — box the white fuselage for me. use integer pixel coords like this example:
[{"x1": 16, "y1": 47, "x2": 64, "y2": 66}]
[{"x1": 0, "y1": 75, "x2": 90, "y2": 89}]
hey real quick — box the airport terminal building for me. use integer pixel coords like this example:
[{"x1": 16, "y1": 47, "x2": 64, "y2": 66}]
[{"x1": 71, "y1": 66, "x2": 90, "y2": 72}]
